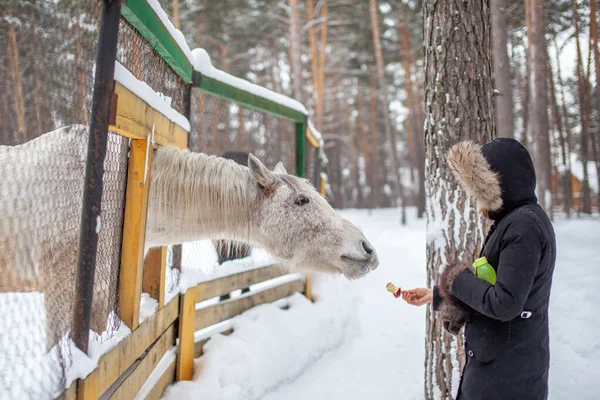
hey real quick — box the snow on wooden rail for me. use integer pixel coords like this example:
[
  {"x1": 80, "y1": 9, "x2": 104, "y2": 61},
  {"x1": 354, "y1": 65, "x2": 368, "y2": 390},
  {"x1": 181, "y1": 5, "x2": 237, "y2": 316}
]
[{"x1": 114, "y1": 62, "x2": 191, "y2": 133}]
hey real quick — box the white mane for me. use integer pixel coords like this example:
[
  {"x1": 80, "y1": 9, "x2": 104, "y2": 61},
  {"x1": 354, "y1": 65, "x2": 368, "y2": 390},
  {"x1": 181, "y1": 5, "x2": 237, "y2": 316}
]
[{"x1": 146, "y1": 146, "x2": 255, "y2": 248}]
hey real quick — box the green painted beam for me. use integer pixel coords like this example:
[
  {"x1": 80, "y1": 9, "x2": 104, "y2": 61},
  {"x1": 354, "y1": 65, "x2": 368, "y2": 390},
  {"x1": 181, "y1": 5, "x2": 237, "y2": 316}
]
[
  {"x1": 296, "y1": 122, "x2": 307, "y2": 178},
  {"x1": 194, "y1": 75, "x2": 307, "y2": 123},
  {"x1": 121, "y1": 0, "x2": 193, "y2": 83}
]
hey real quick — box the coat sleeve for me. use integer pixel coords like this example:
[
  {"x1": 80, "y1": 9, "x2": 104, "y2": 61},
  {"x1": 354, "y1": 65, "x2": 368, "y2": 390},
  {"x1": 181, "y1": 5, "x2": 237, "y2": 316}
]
[{"x1": 451, "y1": 217, "x2": 543, "y2": 322}]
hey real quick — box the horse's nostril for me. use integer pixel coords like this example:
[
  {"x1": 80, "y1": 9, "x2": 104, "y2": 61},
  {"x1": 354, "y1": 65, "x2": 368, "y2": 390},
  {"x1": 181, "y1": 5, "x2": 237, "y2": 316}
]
[{"x1": 362, "y1": 240, "x2": 373, "y2": 255}]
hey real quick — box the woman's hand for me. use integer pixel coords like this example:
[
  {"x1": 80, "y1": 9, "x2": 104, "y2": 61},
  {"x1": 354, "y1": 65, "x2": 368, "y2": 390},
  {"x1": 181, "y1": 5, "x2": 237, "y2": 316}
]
[{"x1": 402, "y1": 288, "x2": 433, "y2": 306}]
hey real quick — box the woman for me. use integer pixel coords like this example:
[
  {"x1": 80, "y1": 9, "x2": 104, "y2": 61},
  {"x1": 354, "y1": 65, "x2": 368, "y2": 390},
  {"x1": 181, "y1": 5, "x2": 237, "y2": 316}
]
[{"x1": 403, "y1": 138, "x2": 556, "y2": 400}]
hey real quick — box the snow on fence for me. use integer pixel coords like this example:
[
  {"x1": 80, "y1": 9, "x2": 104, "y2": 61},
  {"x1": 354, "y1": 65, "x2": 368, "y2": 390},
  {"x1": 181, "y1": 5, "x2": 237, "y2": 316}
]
[{"x1": 1, "y1": 1, "x2": 329, "y2": 399}]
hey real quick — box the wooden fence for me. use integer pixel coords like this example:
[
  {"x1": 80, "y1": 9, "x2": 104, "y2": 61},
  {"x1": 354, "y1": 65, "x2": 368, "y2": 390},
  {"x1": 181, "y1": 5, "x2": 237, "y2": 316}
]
[{"x1": 60, "y1": 1, "x2": 328, "y2": 399}]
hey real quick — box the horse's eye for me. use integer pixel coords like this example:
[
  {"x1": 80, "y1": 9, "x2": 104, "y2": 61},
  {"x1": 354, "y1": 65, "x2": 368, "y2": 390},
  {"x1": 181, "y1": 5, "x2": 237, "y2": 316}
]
[{"x1": 294, "y1": 194, "x2": 310, "y2": 206}]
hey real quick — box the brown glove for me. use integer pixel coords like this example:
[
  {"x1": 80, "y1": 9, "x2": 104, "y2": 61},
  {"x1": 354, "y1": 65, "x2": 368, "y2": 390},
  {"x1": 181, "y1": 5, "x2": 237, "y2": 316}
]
[{"x1": 438, "y1": 260, "x2": 474, "y2": 335}]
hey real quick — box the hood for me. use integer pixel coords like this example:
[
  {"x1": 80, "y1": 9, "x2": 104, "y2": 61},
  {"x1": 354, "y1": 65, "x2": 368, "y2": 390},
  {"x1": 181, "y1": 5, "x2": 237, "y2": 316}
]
[{"x1": 447, "y1": 138, "x2": 537, "y2": 221}]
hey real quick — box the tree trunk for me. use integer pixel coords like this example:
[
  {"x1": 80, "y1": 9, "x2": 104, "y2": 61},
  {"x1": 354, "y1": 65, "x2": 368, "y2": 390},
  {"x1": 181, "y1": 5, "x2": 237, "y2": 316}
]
[
  {"x1": 329, "y1": 68, "x2": 344, "y2": 207},
  {"x1": 400, "y1": 5, "x2": 426, "y2": 218},
  {"x1": 369, "y1": 0, "x2": 404, "y2": 223},
  {"x1": 547, "y1": 48, "x2": 572, "y2": 217},
  {"x1": 306, "y1": 0, "x2": 321, "y2": 126},
  {"x1": 414, "y1": 70, "x2": 428, "y2": 217},
  {"x1": 355, "y1": 87, "x2": 365, "y2": 207},
  {"x1": 7, "y1": 6, "x2": 27, "y2": 142},
  {"x1": 522, "y1": 0, "x2": 532, "y2": 147},
  {"x1": 573, "y1": 0, "x2": 592, "y2": 214},
  {"x1": 172, "y1": 0, "x2": 180, "y2": 29},
  {"x1": 2, "y1": 58, "x2": 13, "y2": 145},
  {"x1": 491, "y1": 0, "x2": 514, "y2": 138},
  {"x1": 344, "y1": 98, "x2": 356, "y2": 206},
  {"x1": 526, "y1": 0, "x2": 552, "y2": 214},
  {"x1": 589, "y1": 0, "x2": 600, "y2": 210},
  {"x1": 306, "y1": 0, "x2": 329, "y2": 131},
  {"x1": 554, "y1": 39, "x2": 574, "y2": 216},
  {"x1": 289, "y1": 0, "x2": 304, "y2": 104},
  {"x1": 33, "y1": 61, "x2": 44, "y2": 138},
  {"x1": 423, "y1": 0, "x2": 495, "y2": 398},
  {"x1": 317, "y1": 0, "x2": 328, "y2": 129},
  {"x1": 368, "y1": 68, "x2": 378, "y2": 209}
]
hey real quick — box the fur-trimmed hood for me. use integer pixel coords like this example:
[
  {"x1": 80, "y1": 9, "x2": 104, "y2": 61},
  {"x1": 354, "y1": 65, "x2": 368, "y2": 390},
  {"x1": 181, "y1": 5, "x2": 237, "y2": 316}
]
[{"x1": 448, "y1": 138, "x2": 537, "y2": 220}]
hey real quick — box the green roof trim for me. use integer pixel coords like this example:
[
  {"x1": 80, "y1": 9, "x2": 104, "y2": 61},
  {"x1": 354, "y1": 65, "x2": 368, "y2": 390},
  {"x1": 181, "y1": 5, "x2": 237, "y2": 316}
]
[
  {"x1": 194, "y1": 75, "x2": 307, "y2": 123},
  {"x1": 121, "y1": 0, "x2": 193, "y2": 83}
]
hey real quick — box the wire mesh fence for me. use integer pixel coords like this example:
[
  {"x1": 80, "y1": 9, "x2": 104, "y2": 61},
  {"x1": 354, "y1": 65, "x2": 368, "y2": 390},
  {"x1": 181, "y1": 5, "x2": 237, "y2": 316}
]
[
  {"x1": 189, "y1": 92, "x2": 297, "y2": 175},
  {"x1": 0, "y1": 125, "x2": 129, "y2": 398},
  {"x1": 116, "y1": 19, "x2": 188, "y2": 115},
  {"x1": 90, "y1": 132, "x2": 129, "y2": 339}
]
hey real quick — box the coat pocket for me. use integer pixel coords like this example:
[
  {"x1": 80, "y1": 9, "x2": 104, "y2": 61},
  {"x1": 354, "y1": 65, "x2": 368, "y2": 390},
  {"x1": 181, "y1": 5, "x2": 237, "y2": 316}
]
[{"x1": 465, "y1": 316, "x2": 508, "y2": 364}]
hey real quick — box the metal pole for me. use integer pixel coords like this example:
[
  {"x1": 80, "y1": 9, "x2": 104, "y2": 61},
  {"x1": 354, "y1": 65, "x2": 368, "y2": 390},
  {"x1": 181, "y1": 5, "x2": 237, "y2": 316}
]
[{"x1": 72, "y1": 0, "x2": 122, "y2": 354}]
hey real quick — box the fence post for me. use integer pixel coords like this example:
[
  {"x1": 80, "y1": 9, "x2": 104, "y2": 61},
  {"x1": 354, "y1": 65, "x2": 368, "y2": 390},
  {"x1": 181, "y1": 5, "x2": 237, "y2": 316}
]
[
  {"x1": 119, "y1": 139, "x2": 153, "y2": 330},
  {"x1": 177, "y1": 288, "x2": 196, "y2": 381},
  {"x1": 142, "y1": 246, "x2": 168, "y2": 307},
  {"x1": 72, "y1": 0, "x2": 122, "y2": 353},
  {"x1": 295, "y1": 121, "x2": 306, "y2": 178}
]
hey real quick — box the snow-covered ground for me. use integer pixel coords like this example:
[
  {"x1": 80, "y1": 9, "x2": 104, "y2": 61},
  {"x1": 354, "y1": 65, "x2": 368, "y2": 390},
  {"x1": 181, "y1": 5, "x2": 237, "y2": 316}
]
[
  {"x1": 259, "y1": 208, "x2": 428, "y2": 400},
  {"x1": 164, "y1": 208, "x2": 600, "y2": 400}
]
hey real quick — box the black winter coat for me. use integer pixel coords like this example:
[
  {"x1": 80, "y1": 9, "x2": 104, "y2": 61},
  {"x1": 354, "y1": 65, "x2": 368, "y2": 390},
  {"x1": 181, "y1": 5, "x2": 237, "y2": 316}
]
[{"x1": 436, "y1": 138, "x2": 557, "y2": 400}]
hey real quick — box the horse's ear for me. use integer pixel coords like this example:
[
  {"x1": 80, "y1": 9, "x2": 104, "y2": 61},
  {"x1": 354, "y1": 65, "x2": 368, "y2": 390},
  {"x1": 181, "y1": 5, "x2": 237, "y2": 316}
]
[
  {"x1": 248, "y1": 153, "x2": 275, "y2": 188},
  {"x1": 273, "y1": 162, "x2": 287, "y2": 175}
]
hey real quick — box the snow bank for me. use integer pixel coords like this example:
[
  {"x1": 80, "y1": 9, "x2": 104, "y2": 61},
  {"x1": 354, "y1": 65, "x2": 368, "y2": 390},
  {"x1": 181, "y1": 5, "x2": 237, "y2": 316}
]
[
  {"x1": 547, "y1": 217, "x2": 600, "y2": 399},
  {"x1": 162, "y1": 274, "x2": 357, "y2": 400},
  {"x1": 0, "y1": 293, "x2": 131, "y2": 398},
  {"x1": 192, "y1": 48, "x2": 308, "y2": 116},
  {"x1": 114, "y1": 62, "x2": 191, "y2": 132}
]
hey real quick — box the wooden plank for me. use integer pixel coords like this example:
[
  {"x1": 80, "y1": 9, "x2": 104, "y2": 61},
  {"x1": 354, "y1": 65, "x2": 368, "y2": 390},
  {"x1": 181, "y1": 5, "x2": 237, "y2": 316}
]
[
  {"x1": 195, "y1": 279, "x2": 305, "y2": 331},
  {"x1": 195, "y1": 264, "x2": 287, "y2": 303},
  {"x1": 142, "y1": 246, "x2": 168, "y2": 307},
  {"x1": 77, "y1": 369, "x2": 98, "y2": 400},
  {"x1": 119, "y1": 138, "x2": 153, "y2": 331},
  {"x1": 176, "y1": 288, "x2": 196, "y2": 381},
  {"x1": 305, "y1": 274, "x2": 313, "y2": 302},
  {"x1": 111, "y1": 82, "x2": 189, "y2": 149},
  {"x1": 78, "y1": 297, "x2": 179, "y2": 399},
  {"x1": 194, "y1": 328, "x2": 233, "y2": 358},
  {"x1": 144, "y1": 357, "x2": 176, "y2": 400},
  {"x1": 109, "y1": 324, "x2": 176, "y2": 400}
]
